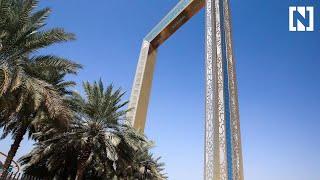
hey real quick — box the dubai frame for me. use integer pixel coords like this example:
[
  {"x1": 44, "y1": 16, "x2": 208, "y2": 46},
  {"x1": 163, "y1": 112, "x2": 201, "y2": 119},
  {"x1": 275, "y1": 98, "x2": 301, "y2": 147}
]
[{"x1": 127, "y1": 0, "x2": 244, "y2": 179}]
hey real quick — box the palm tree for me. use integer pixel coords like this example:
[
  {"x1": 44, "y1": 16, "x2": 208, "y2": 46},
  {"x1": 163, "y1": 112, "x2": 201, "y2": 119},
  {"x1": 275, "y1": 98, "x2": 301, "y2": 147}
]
[
  {"x1": 70, "y1": 80, "x2": 136, "y2": 179},
  {"x1": 116, "y1": 143, "x2": 167, "y2": 180},
  {"x1": 0, "y1": 68, "x2": 80, "y2": 178},
  {"x1": 20, "y1": 80, "x2": 166, "y2": 179},
  {"x1": 0, "y1": 0, "x2": 81, "y2": 176}
]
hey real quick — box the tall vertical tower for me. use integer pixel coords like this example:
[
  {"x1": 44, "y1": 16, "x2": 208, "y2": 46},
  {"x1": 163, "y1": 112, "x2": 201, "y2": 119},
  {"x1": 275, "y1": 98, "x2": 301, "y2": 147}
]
[{"x1": 127, "y1": 0, "x2": 244, "y2": 179}]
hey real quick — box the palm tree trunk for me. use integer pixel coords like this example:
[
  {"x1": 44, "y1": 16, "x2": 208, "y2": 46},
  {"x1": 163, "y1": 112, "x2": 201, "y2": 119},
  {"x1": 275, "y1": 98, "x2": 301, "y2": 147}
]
[
  {"x1": 75, "y1": 148, "x2": 91, "y2": 180},
  {"x1": 0, "y1": 125, "x2": 27, "y2": 179},
  {"x1": 75, "y1": 164, "x2": 85, "y2": 180}
]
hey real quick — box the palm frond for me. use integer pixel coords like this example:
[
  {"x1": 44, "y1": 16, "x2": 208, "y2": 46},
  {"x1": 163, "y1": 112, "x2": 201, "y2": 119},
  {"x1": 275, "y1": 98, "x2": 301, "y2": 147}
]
[
  {"x1": 24, "y1": 28, "x2": 75, "y2": 53},
  {"x1": 0, "y1": 63, "x2": 11, "y2": 96},
  {"x1": 19, "y1": 0, "x2": 38, "y2": 27},
  {"x1": 30, "y1": 55, "x2": 82, "y2": 74},
  {"x1": 30, "y1": 7, "x2": 51, "y2": 29}
]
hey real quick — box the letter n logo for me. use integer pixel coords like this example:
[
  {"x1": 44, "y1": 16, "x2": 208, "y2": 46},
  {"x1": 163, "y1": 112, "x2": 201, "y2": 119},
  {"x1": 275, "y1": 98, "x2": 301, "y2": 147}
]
[{"x1": 289, "y1": 6, "x2": 314, "y2": 32}]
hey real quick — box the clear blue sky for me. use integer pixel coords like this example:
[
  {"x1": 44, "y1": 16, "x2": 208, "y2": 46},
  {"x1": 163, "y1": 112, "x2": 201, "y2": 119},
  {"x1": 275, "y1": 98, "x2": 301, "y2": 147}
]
[{"x1": 1, "y1": 0, "x2": 320, "y2": 179}]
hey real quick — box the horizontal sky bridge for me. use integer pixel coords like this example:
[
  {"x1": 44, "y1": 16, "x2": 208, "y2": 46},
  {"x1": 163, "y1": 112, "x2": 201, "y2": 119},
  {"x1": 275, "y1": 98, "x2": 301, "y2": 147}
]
[{"x1": 145, "y1": 0, "x2": 205, "y2": 48}]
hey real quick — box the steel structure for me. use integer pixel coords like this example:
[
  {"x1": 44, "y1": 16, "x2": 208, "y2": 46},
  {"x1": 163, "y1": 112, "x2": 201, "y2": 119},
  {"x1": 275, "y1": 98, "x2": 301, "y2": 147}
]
[{"x1": 127, "y1": 0, "x2": 244, "y2": 179}]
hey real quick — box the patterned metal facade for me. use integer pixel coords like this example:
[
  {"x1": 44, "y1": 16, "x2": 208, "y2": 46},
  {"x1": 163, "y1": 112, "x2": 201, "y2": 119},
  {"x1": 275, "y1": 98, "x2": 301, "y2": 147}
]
[{"x1": 127, "y1": 0, "x2": 244, "y2": 179}]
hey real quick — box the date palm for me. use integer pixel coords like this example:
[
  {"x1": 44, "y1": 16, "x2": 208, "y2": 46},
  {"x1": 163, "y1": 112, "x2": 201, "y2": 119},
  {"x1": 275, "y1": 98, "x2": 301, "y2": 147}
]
[
  {"x1": 20, "y1": 80, "x2": 166, "y2": 179},
  {"x1": 67, "y1": 80, "x2": 153, "y2": 179},
  {"x1": 116, "y1": 143, "x2": 167, "y2": 180},
  {"x1": 0, "y1": 0, "x2": 81, "y2": 176},
  {"x1": 20, "y1": 80, "x2": 136, "y2": 179}
]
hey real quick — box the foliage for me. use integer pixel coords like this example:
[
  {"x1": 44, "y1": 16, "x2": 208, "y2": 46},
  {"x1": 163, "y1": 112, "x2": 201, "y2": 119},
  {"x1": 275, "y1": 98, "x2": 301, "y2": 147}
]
[
  {"x1": 0, "y1": 1, "x2": 166, "y2": 179},
  {"x1": 0, "y1": 0, "x2": 81, "y2": 128},
  {"x1": 0, "y1": 0, "x2": 81, "y2": 176},
  {"x1": 20, "y1": 81, "x2": 167, "y2": 179},
  {"x1": 116, "y1": 143, "x2": 167, "y2": 179}
]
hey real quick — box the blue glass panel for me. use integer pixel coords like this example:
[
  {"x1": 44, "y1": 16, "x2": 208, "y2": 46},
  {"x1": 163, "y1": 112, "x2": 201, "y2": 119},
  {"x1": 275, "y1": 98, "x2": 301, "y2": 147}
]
[
  {"x1": 144, "y1": 0, "x2": 193, "y2": 41},
  {"x1": 219, "y1": 0, "x2": 234, "y2": 179}
]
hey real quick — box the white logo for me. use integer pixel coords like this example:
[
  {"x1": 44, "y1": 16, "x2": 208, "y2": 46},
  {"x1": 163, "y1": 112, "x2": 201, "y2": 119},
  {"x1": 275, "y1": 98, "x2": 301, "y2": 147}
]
[{"x1": 289, "y1": 6, "x2": 314, "y2": 31}]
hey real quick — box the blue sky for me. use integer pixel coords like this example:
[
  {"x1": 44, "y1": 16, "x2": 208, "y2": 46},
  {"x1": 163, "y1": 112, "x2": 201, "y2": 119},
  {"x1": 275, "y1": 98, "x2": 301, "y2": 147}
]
[{"x1": 1, "y1": 0, "x2": 320, "y2": 179}]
